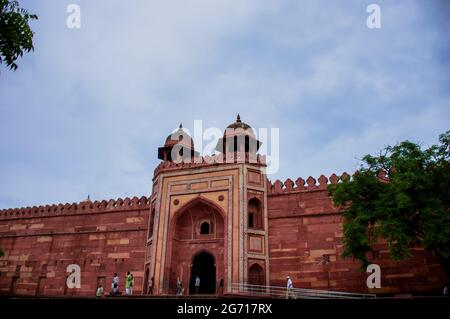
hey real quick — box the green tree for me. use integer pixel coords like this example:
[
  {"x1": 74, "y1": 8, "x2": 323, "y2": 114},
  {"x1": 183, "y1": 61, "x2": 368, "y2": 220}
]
[
  {"x1": 0, "y1": 0, "x2": 37, "y2": 71},
  {"x1": 328, "y1": 132, "x2": 450, "y2": 275}
]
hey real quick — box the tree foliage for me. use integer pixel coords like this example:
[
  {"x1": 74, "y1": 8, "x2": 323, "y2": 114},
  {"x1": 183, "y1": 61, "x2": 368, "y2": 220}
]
[
  {"x1": 328, "y1": 131, "x2": 450, "y2": 274},
  {"x1": 0, "y1": 0, "x2": 37, "y2": 71}
]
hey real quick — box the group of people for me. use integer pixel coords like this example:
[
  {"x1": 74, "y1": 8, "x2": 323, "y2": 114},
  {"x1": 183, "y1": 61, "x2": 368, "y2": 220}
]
[
  {"x1": 174, "y1": 275, "x2": 198, "y2": 295},
  {"x1": 94, "y1": 273, "x2": 448, "y2": 298},
  {"x1": 96, "y1": 272, "x2": 135, "y2": 297},
  {"x1": 174, "y1": 276, "x2": 224, "y2": 295}
]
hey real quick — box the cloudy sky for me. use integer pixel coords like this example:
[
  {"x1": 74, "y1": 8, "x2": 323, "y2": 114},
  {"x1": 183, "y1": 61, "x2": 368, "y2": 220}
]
[{"x1": 0, "y1": 0, "x2": 449, "y2": 209}]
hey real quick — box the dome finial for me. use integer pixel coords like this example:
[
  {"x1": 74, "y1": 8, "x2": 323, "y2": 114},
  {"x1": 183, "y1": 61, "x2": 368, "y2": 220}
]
[
  {"x1": 179, "y1": 123, "x2": 183, "y2": 129},
  {"x1": 236, "y1": 114, "x2": 241, "y2": 123}
]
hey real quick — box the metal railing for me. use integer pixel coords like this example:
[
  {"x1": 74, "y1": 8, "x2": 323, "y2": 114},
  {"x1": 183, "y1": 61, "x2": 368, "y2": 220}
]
[{"x1": 231, "y1": 283, "x2": 376, "y2": 299}]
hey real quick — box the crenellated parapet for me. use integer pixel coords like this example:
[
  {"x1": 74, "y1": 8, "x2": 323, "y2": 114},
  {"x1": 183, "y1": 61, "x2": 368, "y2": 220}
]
[
  {"x1": 153, "y1": 153, "x2": 266, "y2": 176},
  {"x1": 266, "y1": 173, "x2": 351, "y2": 195},
  {"x1": 0, "y1": 196, "x2": 150, "y2": 220}
]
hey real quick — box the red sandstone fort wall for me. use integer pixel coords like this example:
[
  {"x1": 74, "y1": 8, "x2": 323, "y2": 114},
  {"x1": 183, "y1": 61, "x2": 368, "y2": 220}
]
[
  {"x1": 267, "y1": 174, "x2": 449, "y2": 294},
  {"x1": 0, "y1": 197, "x2": 149, "y2": 296},
  {"x1": 0, "y1": 173, "x2": 448, "y2": 296}
]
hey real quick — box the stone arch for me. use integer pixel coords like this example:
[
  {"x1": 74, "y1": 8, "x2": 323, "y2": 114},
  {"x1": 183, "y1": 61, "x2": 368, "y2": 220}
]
[
  {"x1": 165, "y1": 196, "x2": 225, "y2": 294},
  {"x1": 170, "y1": 195, "x2": 227, "y2": 227},
  {"x1": 170, "y1": 197, "x2": 224, "y2": 240},
  {"x1": 189, "y1": 248, "x2": 217, "y2": 265},
  {"x1": 248, "y1": 262, "x2": 265, "y2": 286}
]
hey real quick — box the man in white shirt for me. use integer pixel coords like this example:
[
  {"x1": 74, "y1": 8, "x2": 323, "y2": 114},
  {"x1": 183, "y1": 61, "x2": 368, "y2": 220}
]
[
  {"x1": 112, "y1": 273, "x2": 119, "y2": 295},
  {"x1": 286, "y1": 275, "x2": 294, "y2": 299},
  {"x1": 195, "y1": 276, "x2": 200, "y2": 294}
]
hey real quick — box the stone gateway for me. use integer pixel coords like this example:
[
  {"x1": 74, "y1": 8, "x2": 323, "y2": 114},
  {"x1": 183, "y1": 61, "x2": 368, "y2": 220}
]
[{"x1": 0, "y1": 116, "x2": 448, "y2": 296}]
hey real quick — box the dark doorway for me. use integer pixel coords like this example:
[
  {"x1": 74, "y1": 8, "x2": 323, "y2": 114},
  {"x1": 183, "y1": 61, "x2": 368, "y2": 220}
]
[{"x1": 190, "y1": 251, "x2": 216, "y2": 294}]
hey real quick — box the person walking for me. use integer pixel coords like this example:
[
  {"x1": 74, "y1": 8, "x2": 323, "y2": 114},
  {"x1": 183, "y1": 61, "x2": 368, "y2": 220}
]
[
  {"x1": 125, "y1": 272, "x2": 134, "y2": 296},
  {"x1": 96, "y1": 284, "x2": 104, "y2": 298},
  {"x1": 285, "y1": 275, "x2": 294, "y2": 299},
  {"x1": 111, "y1": 273, "x2": 119, "y2": 296},
  {"x1": 148, "y1": 277, "x2": 154, "y2": 295},
  {"x1": 195, "y1": 275, "x2": 200, "y2": 294},
  {"x1": 217, "y1": 278, "x2": 224, "y2": 295},
  {"x1": 176, "y1": 277, "x2": 182, "y2": 295},
  {"x1": 180, "y1": 282, "x2": 185, "y2": 295}
]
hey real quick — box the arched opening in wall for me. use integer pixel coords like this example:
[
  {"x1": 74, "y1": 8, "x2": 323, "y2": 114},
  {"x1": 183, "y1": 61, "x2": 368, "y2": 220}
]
[
  {"x1": 200, "y1": 222, "x2": 210, "y2": 235},
  {"x1": 173, "y1": 200, "x2": 224, "y2": 241},
  {"x1": 170, "y1": 198, "x2": 225, "y2": 295},
  {"x1": 248, "y1": 198, "x2": 263, "y2": 229},
  {"x1": 248, "y1": 263, "x2": 265, "y2": 286},
  {"x1": 149, "y1": 208, "x2": 155, "y2": 238},
  {"x1": 190, "y1": 251, "x2": 216, "y2": 295}
]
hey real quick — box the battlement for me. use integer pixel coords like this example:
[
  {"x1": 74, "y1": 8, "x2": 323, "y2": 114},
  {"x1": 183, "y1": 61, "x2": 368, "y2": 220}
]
[
  {"x1": 0, "y1": 196, "x2": 150, "y2": 220},
  {"x1": 267, "y1": 172, "x2": 351, "y2": 195},
  {"x1": 154, "y1": 153, "x2": 267, "y2": 176}
]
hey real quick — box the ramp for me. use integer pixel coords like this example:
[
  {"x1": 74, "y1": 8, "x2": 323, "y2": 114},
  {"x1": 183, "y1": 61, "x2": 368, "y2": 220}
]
[{"x1": 231, "y1": 283, "x2": 376, "y2": 299}]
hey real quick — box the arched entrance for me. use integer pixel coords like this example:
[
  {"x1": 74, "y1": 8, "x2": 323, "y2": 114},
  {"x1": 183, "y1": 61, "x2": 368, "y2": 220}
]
[
  {"x1": 248, "y1": 263, "x2": 265, "y2": 286},
  {"x1": 190, "y1": 251, "x2": 216, "y2": 294},
  {"x1": 166, "y1": 197, "x2": 225, "y2": 295}
]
